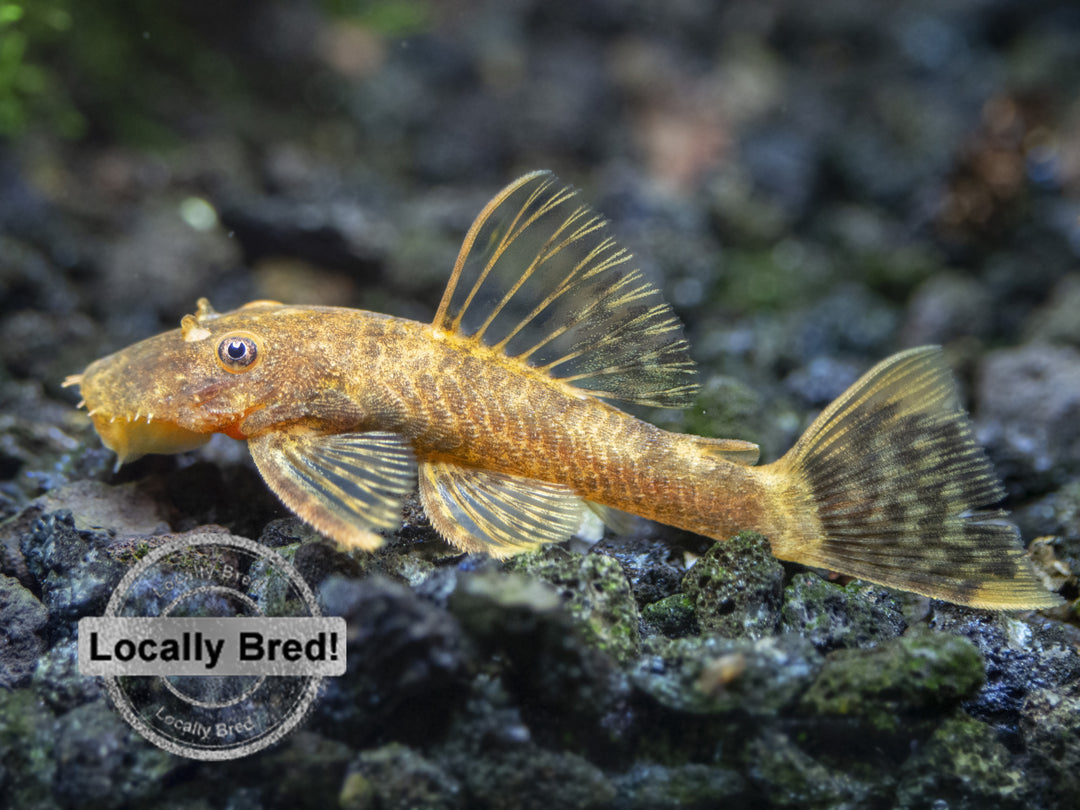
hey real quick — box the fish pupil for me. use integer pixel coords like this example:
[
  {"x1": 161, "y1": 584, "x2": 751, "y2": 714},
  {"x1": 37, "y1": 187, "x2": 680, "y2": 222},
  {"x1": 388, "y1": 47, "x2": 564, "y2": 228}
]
[{"x1": 217, "y1": 334, "x2": 258, "y2": 370}]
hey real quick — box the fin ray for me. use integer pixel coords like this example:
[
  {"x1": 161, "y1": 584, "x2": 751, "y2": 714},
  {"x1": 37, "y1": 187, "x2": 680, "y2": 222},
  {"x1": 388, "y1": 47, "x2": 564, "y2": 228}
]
[
  {"x1": 248, "y1": 430, "x2": 416, "y2": 550},
  {"x1": 418, "y1": 460, "x2": 585, "y2": 557},
  {"x1": 692, "y1": 437, "x2": 760, "y2": 466},
  {"x1": 771, "y1": 346, "x2": 1062, "y2": 609},
  {"x1": 434, "y1": 171, "x2": 699, "y2": 408}
]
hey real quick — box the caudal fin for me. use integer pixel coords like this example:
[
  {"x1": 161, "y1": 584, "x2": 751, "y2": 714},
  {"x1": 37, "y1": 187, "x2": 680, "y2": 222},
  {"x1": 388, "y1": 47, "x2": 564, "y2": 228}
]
[{"x1": 769, "y1": 346, "x2": 1062, "y2": 609}]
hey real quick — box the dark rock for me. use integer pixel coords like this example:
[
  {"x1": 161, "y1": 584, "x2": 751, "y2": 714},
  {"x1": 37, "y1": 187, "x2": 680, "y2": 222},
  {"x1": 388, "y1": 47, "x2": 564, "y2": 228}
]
[
  {"x1": 0, "y1": 407, "x2": 105, "y2": 506},
  {"x1": 1019, "y1": 688, "x2": 1080, "y2": 807},
  {"x1": 641, "y1": 593, "x2": 698, "y2": 638},
  {"x1": 315, "y1": 575, "x2": 471, "y2": 747},
  {"x1": 634, "y1": 633, "x2": 822, "y2": 718},
  {"x1": 53, "y1": 700, "x2": 179, "y2": 810},
  {"x1": 1015, "y1": 480, "x2": 1080, "y2": 581},
  {"x1": 435, "y1": 668, "x2": 615, "y2": 808},
  {"x1": 290, "y1": 537, "x2": 363, "y2": 588},
  {"x1": 799, "y1": 631, "x2": 985, "y2": 736},
  {"x1": 0, "y1": 308, "x2": 98, "y2": 387},
  {"x1": 0, "y1": 573, "x2": 48, "y2": 688},
  {"x1": 100, "y1": 203, "x2": 242, "y2": 329},
  {"x1": 506, "y1": 546, "x2": 641, "y2": 663},
  {"x1": 681, "y1": 532, "x2": 783, "y2": 639},
  {"x1": 218, "y1": 195, "x2": 387, "y2": 278},
  {"x1": 611, "y1": 761, "x2": 748, "y2": 809},
  {"x1": 740, "y1": 125, "x2": 821, "y2": 220},
  {"x1": 595, "y1": 533, "x2": 687, "y2": 609},
  {"x1": 256, "y1": 516, "x2": 321, "y2": 549},
  {"x1": 164, "y1": 461, "x2": 283, "y2": 539},
  {"x1": 451, "y1": 739, "x2": 615, "y2": 810},
  {"x1": 32, "y1": 638, "x2": 103, "y2": 713},
  {"x1": 505, "y1": 37, "x2": 616, "y2": 164},
  {"x1": 31, "y1": 479, "x2": 171, "y2": 538},
  {"x1": 0, "y1": 688, "x2": 57, "y2": 809},
  {"x1": 976, "y1": 344, "x2": 1080, "y2": 495},
  {"x1": 901, "y1": 272, "x2": 994, "y2": 345},
  {"x1": 1024, "y1": 273, "x2": 1080, "y2": 347},
  {"x1": 226, "y1": 731, "x2": 353, "y2": 810},
  {"x1": 781, "y1": 573, "x2": 908, "y2": 652},
  {"x1": 0, "y1": 503, "x2": 42, "y2": 586},
  {"x1": 745, "y1": 729, "x2": 878, "y2": 809},
  {"x1": 19, "y1": 511, "x2": 125, "y2": 640},
  {"x1": 340, "y1": 743, "x2": 463, "y2": 810},
  {"x1": 783, "y1": 354, "x2": 861, "y2": 408},
  {"x1": 449, "y1": 569, "x2": 632, "y2": 759},
  {"x1": 894, "y1": 713, "x2": 1029, "y2": 810},
  {"x1": 787, "y1": 284, "x2": 899, "y2": 366},
  {"x1": 928, "y1": 604, "x2": 1080, "y2": 744},
  {"x1": 0, "y1": 234, "x2": 79, "y2": 317}
]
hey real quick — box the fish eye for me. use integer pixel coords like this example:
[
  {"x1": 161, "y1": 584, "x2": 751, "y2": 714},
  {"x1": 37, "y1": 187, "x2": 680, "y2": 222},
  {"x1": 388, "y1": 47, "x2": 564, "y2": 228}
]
[{"x1": 216, "y1": 332, "x2": 262, "y2": 373}]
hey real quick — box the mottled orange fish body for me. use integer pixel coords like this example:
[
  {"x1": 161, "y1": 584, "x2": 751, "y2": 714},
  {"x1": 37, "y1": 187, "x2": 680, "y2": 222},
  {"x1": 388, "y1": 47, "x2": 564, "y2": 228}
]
[
  {"x1": 74, "y1": 301, "x2": 772, "y2": 542},
  {"x1": 67, "y1": 172, "x2": 1062, "y2": 610}
]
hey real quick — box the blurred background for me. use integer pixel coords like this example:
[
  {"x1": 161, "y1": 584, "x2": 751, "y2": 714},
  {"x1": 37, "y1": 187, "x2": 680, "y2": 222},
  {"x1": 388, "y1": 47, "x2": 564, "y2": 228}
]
[{"x1": 3, "y1": 0, "x2": 1080, "y2": 479}]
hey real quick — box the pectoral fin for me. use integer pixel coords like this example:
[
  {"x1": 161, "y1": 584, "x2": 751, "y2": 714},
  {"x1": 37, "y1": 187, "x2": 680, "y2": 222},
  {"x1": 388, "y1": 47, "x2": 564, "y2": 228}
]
[
  {"x1": 248, "y1": 430, "x2": 416, "y2": 550},
  {"x1": 418, "y1": 460, "x2": 586, "y2": 557}
]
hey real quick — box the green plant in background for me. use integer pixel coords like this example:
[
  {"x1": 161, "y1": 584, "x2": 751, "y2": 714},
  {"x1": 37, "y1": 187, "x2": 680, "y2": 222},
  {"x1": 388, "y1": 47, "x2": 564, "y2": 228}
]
[
  {"x1": 0, "y1": 0, "x2": 247, "y2": 146},
  {"x1": 0, "y1": 1, "x2": 85, "y2": 138},
  {"x1": 322, "y1": 0, "x2": 432, "y2": 36},
  {"x1": 0, "y1": 0, "x2": 435, "y2": 144}
]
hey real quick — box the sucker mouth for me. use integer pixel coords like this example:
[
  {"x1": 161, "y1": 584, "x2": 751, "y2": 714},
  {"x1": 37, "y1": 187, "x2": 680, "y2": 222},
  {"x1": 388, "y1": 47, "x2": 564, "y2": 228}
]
[
  {"x1": 85, "y1": 407, "x2": 212, "y2": 466},
  {"x1": 87, "y1": 408, "x2": 162, "y2": 426},
  {"x1": 64, "y1": 389, "x2": 161, "y2": 427}
]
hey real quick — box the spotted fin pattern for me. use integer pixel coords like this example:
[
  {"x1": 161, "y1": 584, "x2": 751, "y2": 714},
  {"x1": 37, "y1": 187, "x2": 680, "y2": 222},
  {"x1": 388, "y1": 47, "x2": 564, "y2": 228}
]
[
  {"x1": 433, "y1": 171, "x2": 698, "y2": 408},
  {"x1": 248, "y1": 430, "x2": 416, "y2": 551},
  {"x1": 418, "y1": 460, "x2": 586, "y2": 556},
  {"x1": 773, "y1": 347, "x2": 1062, "y2": 609}
]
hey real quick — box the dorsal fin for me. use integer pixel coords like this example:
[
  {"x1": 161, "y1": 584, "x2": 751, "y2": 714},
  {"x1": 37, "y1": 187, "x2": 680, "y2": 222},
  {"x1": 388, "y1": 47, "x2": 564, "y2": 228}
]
[{"x1": 433, "y1": 171, "x2": 699, "y2": 408}]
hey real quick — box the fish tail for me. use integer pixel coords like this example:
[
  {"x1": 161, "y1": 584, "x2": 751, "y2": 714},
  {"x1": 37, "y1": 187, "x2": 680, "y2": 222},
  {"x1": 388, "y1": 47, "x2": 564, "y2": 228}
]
[{"x1": 765, "y1": 346, "x2": 1061, "y2": 609}]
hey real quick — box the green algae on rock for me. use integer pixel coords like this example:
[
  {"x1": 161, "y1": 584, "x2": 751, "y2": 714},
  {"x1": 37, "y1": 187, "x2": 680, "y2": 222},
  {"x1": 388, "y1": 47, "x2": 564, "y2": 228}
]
[
  {"x1": 894, "y1": 713, "x2": 1029, "y2": 810},
  {"x1": 681, "y1": 532, "x2": 784, "y2": 639},
  {"x1": 634, "y1": 633, "x2": 822, "y2": 718},
  {"x1": 745, "y1": 729, "x2": 878, "y2": 809},
  {"x1": 641, "y1": 592, "x2": 698, "y2": 638},
  {"x1": 799, "y1": 631, "x2": 985, "y2": 734},
  {"x1": 611, "y1": 761, "x2": 748, "y2": 809},
  {"x1": 448, "y1": 568, "x2": 632, "y2": 760},
  {"x1": 781, "y1": 572, "x2": 908, "y2": 652},
  {"x1": 1020, "y1": 688, "x2": 1080, "y2": 805},
  {"x1": 506, "y1": 546, "x2": 642, "y2": 663},
  {"x1": 340, "y1": 742, "x2": 463, "y2": 810}
]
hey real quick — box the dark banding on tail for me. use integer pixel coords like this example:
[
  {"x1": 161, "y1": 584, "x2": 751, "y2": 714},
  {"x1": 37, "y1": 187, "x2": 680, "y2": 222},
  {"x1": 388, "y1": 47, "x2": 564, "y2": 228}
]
[{"x1": 773, "y1": 346, "x2": 1062, "y2": 609}]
